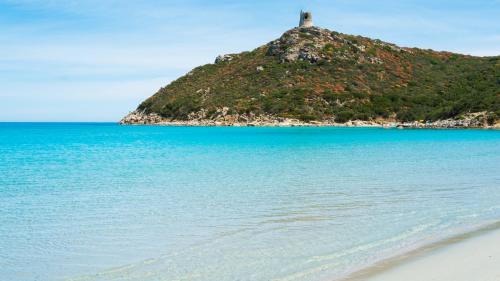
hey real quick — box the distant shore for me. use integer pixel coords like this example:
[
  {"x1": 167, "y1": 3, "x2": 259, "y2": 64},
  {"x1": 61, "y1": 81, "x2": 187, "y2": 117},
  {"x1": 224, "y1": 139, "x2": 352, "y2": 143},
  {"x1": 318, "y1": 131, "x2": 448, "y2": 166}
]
[
  {"x1": 121, "y1": 110, "x2": 499, "y2": 129},
  {"x1": 343, "y1": 222, "x2": 500, "y2": 281}
]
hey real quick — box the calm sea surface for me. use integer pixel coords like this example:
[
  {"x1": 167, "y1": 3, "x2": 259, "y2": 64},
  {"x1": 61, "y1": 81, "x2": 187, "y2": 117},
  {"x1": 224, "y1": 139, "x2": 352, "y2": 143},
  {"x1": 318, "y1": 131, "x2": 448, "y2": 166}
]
[{"x1": 1, "y1": 123, "x2": 499, "y2": 281}]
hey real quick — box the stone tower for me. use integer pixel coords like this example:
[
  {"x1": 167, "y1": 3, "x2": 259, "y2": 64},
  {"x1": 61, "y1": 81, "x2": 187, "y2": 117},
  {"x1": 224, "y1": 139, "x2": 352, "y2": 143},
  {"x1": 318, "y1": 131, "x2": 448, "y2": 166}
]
[{"x1": 299, "y1": 10, "x2": 313, "y2": 28}]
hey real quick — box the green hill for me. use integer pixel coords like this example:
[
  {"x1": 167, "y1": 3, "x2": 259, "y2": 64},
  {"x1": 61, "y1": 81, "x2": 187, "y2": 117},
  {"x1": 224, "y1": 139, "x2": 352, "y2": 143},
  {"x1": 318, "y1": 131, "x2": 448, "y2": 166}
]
[{"x1": 122, "y1": 25, "x2": 500, "y2": 127}]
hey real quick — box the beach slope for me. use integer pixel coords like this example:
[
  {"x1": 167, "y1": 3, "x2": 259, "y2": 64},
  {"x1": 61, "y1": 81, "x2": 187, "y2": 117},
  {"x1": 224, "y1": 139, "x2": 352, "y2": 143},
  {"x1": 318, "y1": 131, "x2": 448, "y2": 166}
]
[{"x1": 363, "y1": 228, "x2": 500, "y2": 281}]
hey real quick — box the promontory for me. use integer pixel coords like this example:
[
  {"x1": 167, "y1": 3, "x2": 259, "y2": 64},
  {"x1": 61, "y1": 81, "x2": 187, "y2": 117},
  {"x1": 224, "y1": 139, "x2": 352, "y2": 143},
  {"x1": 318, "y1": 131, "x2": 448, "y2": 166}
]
[{"x1": 121, "y1": 12, "x2": 500, "y2": 128}]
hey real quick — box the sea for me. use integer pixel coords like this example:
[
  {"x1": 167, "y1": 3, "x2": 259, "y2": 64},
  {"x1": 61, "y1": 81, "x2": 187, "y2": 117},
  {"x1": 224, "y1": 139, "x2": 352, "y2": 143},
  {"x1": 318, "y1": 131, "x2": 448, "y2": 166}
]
[{"x1": 1, "y1": 123, "x2": 499, "y2": 281}]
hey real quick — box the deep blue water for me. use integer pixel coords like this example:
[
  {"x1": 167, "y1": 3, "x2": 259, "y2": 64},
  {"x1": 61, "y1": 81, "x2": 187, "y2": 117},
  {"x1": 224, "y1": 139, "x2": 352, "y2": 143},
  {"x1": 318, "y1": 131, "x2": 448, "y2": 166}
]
[{"x1": 1, "y1": 123, "x2": 499, "y2": 281}]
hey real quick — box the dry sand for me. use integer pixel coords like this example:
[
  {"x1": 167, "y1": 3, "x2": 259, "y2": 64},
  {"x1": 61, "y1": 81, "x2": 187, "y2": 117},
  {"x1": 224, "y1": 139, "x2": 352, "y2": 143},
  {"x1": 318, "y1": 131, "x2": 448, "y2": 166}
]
[{"x1": 352, "y1": 226, "x2": 500, "y2": 281}]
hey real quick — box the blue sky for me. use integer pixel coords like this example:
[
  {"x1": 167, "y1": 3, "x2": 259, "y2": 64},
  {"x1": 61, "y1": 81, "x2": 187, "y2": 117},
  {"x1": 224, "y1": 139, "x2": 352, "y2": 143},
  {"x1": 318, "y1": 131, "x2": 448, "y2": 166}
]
[{"x1": 1, "y1": 0, "x2": 499, "y2": 121}]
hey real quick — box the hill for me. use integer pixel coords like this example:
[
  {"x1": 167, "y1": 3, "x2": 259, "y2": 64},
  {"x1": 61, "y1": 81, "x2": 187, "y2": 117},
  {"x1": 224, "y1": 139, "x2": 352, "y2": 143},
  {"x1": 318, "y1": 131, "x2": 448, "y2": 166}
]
[{"x1": 121, "y1": 21, "x2": 500, "y2": 128}]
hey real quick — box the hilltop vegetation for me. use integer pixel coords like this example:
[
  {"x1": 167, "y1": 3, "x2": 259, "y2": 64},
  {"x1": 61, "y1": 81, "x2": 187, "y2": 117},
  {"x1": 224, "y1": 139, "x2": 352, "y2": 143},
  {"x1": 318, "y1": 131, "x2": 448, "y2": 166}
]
[{"x1": 125, "y1": 27, "x2": 500, "y2": 126}]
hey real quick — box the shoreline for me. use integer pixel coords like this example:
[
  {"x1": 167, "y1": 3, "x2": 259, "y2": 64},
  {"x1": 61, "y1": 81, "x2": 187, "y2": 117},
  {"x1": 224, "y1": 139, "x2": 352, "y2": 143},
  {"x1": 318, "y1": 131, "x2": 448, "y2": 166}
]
[
  {"x1": 120, "y1": 110, "x2": 499, "y2": 129},
  {"x1": 121, "y1": 123, "x2": 500, "y2": 129},
  {"x1": 338, "y1": 221, "x2": 500, "y2": 281}
]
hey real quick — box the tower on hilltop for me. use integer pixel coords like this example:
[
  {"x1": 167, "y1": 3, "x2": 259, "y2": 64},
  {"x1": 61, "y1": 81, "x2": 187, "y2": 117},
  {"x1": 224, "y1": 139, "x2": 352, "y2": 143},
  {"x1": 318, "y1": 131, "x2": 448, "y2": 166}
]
[{"x1": 299, "y1": 10, "x2": 313, "y2": 27}]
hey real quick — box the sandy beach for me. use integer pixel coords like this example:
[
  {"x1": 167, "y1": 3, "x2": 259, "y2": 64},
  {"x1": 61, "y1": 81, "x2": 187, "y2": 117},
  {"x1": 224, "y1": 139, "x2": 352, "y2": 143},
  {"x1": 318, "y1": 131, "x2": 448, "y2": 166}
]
[{"x1": 347, "y1": 224, "x2": 500, "y2": 281}]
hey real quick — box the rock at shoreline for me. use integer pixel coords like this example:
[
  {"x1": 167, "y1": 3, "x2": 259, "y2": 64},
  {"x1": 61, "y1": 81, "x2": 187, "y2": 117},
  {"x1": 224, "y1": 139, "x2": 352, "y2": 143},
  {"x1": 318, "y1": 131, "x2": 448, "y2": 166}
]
[{"x1": 120, "y1": 110, "x2": 498, "y2": 129}]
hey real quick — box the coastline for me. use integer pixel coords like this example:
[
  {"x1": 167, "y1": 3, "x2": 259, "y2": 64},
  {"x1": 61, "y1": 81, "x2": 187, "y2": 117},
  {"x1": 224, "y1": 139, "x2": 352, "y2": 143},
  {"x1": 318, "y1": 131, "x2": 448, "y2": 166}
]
[
  {"x1": 120, "y1": 110, "x2": 499, "y2": 129},
  {"x1": 339, "y1": 221, "x2": 500, "y2": 281}
]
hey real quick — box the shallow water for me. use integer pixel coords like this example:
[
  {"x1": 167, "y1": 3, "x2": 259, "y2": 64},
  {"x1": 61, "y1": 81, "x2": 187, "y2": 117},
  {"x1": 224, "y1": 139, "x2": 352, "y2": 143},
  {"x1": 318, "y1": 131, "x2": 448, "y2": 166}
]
[{"x1": 0, "y1": 123, "x2": 499, "y2": 281}]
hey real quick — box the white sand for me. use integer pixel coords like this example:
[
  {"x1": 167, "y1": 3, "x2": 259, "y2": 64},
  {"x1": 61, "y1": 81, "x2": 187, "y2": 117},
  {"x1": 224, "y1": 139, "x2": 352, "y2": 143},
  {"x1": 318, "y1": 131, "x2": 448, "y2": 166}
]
[{"x1": 362, "y1": 228, "x2": 500, "y2": 281}]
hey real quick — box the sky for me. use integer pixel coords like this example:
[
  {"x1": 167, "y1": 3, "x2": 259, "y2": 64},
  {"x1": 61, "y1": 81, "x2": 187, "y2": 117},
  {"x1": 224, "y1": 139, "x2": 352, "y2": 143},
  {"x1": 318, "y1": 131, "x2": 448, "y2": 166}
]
[{"x1": 1, "y1": 0, "x2": 499, "y2": 122}]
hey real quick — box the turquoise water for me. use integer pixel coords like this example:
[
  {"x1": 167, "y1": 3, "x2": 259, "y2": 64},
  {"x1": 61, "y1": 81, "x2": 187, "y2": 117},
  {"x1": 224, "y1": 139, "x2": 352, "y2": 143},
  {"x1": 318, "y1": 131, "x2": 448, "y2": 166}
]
[{"x1": 1, "y1": 123, "x2": 499, "y2": 281}]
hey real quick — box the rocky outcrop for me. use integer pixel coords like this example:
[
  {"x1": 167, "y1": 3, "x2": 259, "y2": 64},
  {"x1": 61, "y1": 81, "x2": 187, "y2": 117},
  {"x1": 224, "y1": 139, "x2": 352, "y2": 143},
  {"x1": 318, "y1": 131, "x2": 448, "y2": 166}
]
[
  {"x1": 266, "y1": 27, "x2": 402, "y2": 64},
  {"x1": 119, "y1": 110, "x2": 165, "y2": 125},
  {"x1": 267, "y1": 27, "x2": 332, "y2": 63},
  {"x1": 396, "y1": 112, "x2": 496, "y2": 128},
  {"x1": 120, "y1": 110, "x2": 498, "y2": 128},
  {"x1": 215, "y1": 54, "x2": 234, "y2": 64},
  {"x1": 121, "y1": 109, "x2": 366, "y2": 127}
]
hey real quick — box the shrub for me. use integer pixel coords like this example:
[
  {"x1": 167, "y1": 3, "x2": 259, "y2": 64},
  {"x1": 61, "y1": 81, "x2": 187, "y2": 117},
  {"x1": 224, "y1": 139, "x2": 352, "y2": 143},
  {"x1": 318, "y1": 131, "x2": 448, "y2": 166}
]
[
  {"x1": 335, "y1": 110, "x2": 355, "y2": 123},
  {"x1": 299, "y1": 114, "x2": 320, "y2": 121}
]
